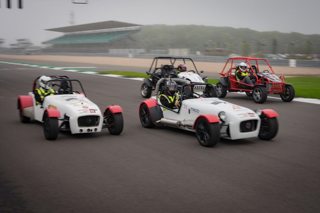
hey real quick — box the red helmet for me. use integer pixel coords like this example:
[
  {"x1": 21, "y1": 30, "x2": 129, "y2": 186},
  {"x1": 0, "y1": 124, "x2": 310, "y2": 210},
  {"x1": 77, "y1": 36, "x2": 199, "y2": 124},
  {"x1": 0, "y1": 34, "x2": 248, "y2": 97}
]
[{"x1": 177, "y1": 64, "x2": 187, "y2": 72}]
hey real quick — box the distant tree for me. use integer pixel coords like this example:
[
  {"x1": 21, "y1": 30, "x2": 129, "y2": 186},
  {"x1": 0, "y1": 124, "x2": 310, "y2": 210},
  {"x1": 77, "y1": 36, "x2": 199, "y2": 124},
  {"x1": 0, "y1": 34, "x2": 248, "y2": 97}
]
[
  {"x1": 304, "y1": 40, "x2": 313, "y2": 55},
  {"x1": 272, "y1": 39, "x2": 278, "y2": 54},
  {"x1": 241, "y1": 41, "x2": 251, "y2": 56},
  {"x1": 0, "y1": 39, "x2": 4, "y2": 47},
  {"x1": 287, "y1": 42, "x2": 295, "y2": 54}
]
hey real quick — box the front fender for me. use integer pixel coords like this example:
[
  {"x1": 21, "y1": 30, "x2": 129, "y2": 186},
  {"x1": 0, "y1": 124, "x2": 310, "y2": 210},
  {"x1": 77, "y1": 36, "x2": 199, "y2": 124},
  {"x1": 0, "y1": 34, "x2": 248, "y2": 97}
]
[
  {"x1": 141, "y1": 98, "x2": 158, "y2": 108},
  {"x1": 260, "y1": 109, "x2": 279, "y2": 118},
  {"x1": 140, "y1": 98, "x2": 163, "y2": 122},
  {"x1": 17, "y1": 95, "x2": 33, "y2": 109},
  {"x1": 105, "y1": 105, "x2": 123, "y2": 114},
  {"x1": 193, "y1": 114, "x2": 220, "y2": 129},
  {"x1": 43, "y1": 108, "x2": 61, "y2": 120}
]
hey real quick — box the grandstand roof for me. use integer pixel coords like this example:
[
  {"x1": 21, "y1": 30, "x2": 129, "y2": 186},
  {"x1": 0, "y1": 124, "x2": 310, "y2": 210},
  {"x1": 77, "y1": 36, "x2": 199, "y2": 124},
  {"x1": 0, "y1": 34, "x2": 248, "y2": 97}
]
[
  {"x1": 44, "y1": 31, "x2": 131, "y2": 45},
  {"x1": 46, "y1": 20, "x2": 141, "y2": 33}
]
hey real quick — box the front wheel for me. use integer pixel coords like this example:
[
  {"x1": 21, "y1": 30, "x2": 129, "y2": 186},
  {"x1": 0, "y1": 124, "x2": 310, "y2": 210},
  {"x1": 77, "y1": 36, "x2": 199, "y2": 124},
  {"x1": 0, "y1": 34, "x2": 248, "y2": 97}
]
[
  {"x1": 139, "y1": 103, "x2": 154, "y2": 128},
  {"x1": 104, "y1": 110, "x2": 124, "y2": 135},
  {"x1": 280, "y1": 84, "x2": 295, "y2": 102},
  {"x1": 216, "y1": 82, "x2": 227, "y2": 98},
  {"x1": 141, "y1": 82, "x2": 152, "y2": 98},
  {"x1": 252, "y1": 86, "x2": 268, "y2": 103},
  {"x1": 258, "y1": 117, "x2": 278, "y2": 140},
  {"x1": 204, "y1": 85, "x2": 217, "y2": 97},
  {"x1": 195, "y1": 118, "x2": 220, "y2": 147},
  {"x1": 43, "y1": 115, "x2": 59, "y2": 140}
]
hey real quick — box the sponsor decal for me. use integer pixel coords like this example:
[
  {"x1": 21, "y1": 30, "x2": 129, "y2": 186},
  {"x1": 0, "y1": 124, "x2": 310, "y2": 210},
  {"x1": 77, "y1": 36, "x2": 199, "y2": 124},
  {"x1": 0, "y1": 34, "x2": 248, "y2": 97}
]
[
  {"x1": 248, "y1": 113, "x2": 256, "y2": 117},
  {"x1": 89, "y1": 109, "x2": 97, "y2": 113},
  {"x1": 190, "y1": 107, "x2": 200, "y2": 114},
  {"x1": 232, "y1": 104, "x2": 242, "y2": 110},
  {"x1": 211, "y1": 100, "x2": 224, "y2": 105}
]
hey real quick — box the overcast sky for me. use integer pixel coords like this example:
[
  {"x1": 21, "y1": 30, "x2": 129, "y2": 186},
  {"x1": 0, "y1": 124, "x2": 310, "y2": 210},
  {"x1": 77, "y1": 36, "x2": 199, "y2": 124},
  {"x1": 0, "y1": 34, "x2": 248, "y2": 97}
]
[{"x1": 0, "y1": 0, "x2": 319, "y2": 46}]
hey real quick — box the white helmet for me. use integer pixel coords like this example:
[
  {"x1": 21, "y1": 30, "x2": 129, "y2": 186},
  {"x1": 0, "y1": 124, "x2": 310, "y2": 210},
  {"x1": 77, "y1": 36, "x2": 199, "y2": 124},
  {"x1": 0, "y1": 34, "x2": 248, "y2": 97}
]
[
  {"x1": 39, "y1": 75, "x2": 52, "y2": 89},
  {"x1": 238, "y1": 62, "x2": 248, "y2": 72}
]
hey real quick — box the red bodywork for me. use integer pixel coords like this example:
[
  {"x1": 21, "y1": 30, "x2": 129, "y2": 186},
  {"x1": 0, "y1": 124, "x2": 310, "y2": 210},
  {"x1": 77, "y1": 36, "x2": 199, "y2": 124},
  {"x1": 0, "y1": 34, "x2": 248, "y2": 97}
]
[
  {"x1": 141, "y1": 98, "x2": 158, "y2": 108},
  {"x1": 106, "y1": 105, "x2": 123, "y2": 114},
  {"x1": 18, "y1": 95, "x2": 33, "y2": 109},
  {"x1": 261, "y1": 109, "x2": 279, "y2": 118},
  {"x1": 193, "y1": 114, "x2": 220, "y2": 129},
  {"x1": 219, "y1": 57, "x2": 286, "y2": 94},
  {"x1": 46, "y1": 108, "x2": 61, "y2": 118}
]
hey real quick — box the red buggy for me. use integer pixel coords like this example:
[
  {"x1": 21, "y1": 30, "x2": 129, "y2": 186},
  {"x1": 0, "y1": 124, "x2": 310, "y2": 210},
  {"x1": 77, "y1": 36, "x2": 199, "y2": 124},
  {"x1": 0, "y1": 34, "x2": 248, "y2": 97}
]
[{"x1": 216, "y1": 57, "x2": 295, "y2": 103}]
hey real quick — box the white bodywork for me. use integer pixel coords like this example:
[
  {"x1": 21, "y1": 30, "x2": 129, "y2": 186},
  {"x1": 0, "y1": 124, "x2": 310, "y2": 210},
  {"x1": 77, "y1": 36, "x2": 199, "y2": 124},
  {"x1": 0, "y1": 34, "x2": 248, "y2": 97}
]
[
  {"x1": 23, "y1": 93, "x2": 103, "y2": 134},
  {"x1": 156, "y1": 97, "x2": 261, "y2": 140},
  {"x1": 178, "y1": 72, "x2": 205, "y2": 83}
]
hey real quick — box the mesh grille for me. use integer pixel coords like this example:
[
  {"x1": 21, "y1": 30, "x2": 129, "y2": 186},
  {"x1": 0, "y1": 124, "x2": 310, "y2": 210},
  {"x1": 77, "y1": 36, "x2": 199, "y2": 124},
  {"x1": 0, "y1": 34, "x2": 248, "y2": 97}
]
[
  {"x1": 78, "y1": 116, "x2": 100, "y2": 127},
  {"x1": 240, "y1": 120, "x2": 258, "y2": 132}
]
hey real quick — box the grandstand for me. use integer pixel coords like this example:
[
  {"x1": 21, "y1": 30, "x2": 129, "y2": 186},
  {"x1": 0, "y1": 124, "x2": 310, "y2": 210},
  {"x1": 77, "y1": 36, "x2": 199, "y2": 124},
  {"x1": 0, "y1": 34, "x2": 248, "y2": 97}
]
[{"x1": 43, "y1": 20, "x2": 142, "y2": 53}]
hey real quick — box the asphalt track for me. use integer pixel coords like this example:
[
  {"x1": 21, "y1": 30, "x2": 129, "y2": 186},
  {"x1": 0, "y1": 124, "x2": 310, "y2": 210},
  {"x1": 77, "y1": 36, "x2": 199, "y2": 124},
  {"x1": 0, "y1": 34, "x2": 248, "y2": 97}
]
[{"x1": 1, "y1": 62, "x2": 320, "y2": 213}]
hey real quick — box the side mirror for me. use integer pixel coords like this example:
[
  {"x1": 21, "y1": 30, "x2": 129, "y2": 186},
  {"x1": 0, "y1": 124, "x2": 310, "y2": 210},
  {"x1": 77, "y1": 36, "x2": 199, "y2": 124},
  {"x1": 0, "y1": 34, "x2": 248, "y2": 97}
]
[{"x1": 200, "y1": 70, "x2": 204, "y2": 74}]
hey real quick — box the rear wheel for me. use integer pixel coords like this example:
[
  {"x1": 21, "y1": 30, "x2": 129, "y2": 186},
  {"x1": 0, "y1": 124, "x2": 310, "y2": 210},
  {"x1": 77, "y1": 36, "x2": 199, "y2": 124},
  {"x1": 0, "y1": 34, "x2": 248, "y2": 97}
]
[
  {"x1": 258, "y1": 117, "x2": 278, "y2": 140},
  {"x1": 141, "y1": 82, "x2": 152, "y2": 98},
  {"x1": 216, "y1": 82, "x2": 227, "y2": 98},
  {"x1": 280, "y1": 84, "x2": 295, "y2": 102},
  {"x1": 43, "y1": 115, "x2": 59, "y2": 140},
  {"x1": 252, "y1": 86, "x2": 268, "y2": 103},
  {"x1": 104, "y1": 110, "x2": 124, "y2": 135},
  {"x1": 139, "y1": 104, "x2": 154, "y2": 128},
  {"x1": 19, "y1": 109, "x2": 30, "y2": 123},
  {"x1": 195, "y1": 118, "x2": 220, "y2": 147}
]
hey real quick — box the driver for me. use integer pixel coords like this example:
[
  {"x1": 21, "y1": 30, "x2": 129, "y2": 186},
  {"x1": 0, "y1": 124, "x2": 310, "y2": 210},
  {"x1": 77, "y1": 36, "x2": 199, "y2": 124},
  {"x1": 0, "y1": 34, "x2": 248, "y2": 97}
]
[
  {"x1": 235, "y1": 62, "x2": 254, "y2": 86},
  {"x1": 159, "y1": 80, "x2": 181, "y2": 109},
  {"x1": 34, "y1": 75, "x2": 55, "y2": 105},
  {"x1": 177, "y1": 64, "x2": 187, "y2": 72}
]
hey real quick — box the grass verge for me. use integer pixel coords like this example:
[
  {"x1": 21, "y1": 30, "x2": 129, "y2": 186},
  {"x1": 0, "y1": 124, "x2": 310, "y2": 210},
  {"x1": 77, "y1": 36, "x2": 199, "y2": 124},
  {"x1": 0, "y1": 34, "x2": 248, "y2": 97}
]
[
  {"x1": 98, "y1": 71, "x2": 148, "y2": 78},
  {"x1": 285, "y1": 76, "x2": 320, "y2": 99}
]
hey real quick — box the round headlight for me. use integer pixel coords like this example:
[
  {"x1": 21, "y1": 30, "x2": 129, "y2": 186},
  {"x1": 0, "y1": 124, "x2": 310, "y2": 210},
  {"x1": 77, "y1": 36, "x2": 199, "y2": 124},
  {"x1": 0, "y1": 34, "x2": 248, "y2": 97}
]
[{"x1": 218, "y1": 111, "x2": 227, "y2": 122}]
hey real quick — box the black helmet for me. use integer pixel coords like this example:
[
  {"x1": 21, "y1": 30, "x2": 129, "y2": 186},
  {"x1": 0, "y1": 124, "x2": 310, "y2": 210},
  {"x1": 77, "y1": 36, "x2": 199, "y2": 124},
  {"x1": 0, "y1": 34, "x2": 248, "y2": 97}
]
[{"x1": 166, "y1": 80, "x2": 177, "y2": 93}]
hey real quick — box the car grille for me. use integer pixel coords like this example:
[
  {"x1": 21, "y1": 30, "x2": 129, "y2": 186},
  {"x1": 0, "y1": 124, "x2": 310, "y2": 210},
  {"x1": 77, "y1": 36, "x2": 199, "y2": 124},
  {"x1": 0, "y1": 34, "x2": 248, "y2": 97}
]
[
  {"x1": 240, "y1": 120, "x2": 258, "y2": 132},
  {"x1": 78, "y1": 116, "x2": 100, "y2": 127}
]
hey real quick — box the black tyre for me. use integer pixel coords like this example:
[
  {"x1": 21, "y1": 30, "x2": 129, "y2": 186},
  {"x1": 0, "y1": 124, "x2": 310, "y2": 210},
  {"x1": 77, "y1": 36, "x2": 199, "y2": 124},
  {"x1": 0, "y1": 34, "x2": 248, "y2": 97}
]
[
  {"x1": 252, "y1": 86, "x2": 268, "y2": 103},
  {"x1": 43, "y1": 115, "x2": 59, "y2": 140},
  {"x1": 139, "y1": 103, "x2": 154, "y2": 128},
  {"x1": 280, "y1": 84, "x2": 295, "y2": 102},
  {"x1": 195, "y1": 118, "x2": 220, "y2": 147},
  {"x1": 216, "y1": 82, "x2": 227, "y2": 98},
  {"x1": 258, "y1": 117, "x2": 278, "y2": 140},
  {"x1": 19, "y1": 109, "x2": 30, "y2": 123},
  {"x1": 204, "y1": 85, "x2": 217, "y2": 97},
  {"x1": 104, "y1": 110, "x2": 124, "y2": 135},
  {"x1": 141, "y1": 82, "x2": 152, "y2": 98}
]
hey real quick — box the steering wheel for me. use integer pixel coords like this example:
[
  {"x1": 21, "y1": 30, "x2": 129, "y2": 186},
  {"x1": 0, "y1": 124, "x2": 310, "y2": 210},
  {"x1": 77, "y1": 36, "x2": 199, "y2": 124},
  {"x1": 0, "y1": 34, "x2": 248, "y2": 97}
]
[
  {"x1": 187, "y1": 70, "x2": 196, "y2": 73},
  {"x1": 262, "y1": 70, "x2": 270, "y2": 73}
]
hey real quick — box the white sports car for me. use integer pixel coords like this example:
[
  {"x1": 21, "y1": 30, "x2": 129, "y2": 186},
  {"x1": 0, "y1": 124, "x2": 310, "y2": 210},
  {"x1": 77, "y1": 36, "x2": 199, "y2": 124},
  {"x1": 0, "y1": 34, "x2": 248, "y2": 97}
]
[
  {"x1": 139, "y1": 78, "x2": 279, "y2": 147},
  {"x1": 17, "y1": 76, "x2": 124, "y2": 140}
]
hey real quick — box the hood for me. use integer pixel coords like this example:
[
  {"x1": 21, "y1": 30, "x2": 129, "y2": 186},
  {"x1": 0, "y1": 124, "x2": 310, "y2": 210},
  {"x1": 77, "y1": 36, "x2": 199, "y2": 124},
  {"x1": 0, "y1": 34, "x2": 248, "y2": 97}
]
[
  {"x1": 44, "y1": 94, "x2": 101, "y2": 116},
  {"x1": 183, "y1": 98, "x2": 259, "y2": 121},
  {"x1": 258, "y1": 72, "x2": 282, "y2": 82},
  {"x1": 178, "y1": 72, "x2": 204, "y2": 83}
]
